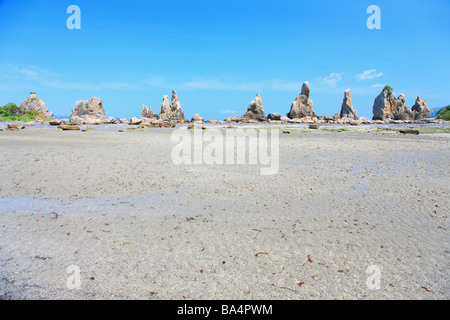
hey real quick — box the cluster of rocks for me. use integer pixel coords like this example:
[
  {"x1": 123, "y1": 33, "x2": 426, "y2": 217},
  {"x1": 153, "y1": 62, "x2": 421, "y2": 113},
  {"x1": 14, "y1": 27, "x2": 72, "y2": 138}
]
[
  {"x1": 127, "y1": 90, "x2": 185, "y2": 128},
  {"x1": 4, "y1": 85, "x2": 440, "y2": 131},
  {"x1": 69, "y1": 97, "x2": 107, "y2": 125},
  {"x1": 373, "y1": 90, "x2": 430, "y2": 121},
  {"x1": 213, "y1": 82, "x2": 434, "y2": 125},
  {"x1": 218, "y1": 83, "x2": 362, "y2": 125}
]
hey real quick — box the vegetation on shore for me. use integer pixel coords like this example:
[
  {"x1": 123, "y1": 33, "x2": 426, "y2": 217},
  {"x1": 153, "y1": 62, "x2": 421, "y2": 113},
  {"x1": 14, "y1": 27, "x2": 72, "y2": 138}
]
[
  {"x1": 0, "y1": 102, "x2": 51, "y2": 122},
  {"x1": 436, "y1": 106, "x2": 450, "y2": 121}
]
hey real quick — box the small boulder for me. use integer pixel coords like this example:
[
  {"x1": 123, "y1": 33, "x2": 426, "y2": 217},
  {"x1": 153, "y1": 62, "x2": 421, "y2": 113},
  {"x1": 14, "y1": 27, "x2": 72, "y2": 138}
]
[
  {"x1": 105, "y1": 116, "x2": 118, "y2": 124},
  {"x1": 58, "y1": 124, "x2": 80, "y2": 131},
  {"x1": 267, "y1": 112, "x2": 281, "y2": 121},
  {"x1": 129, "y1": 117, "x2": 142, "y2": 125},
  {"x1": 191, "y1": 114, "x2": 204, "y2": 123},
  {"x1": 399, "y1": 129, "x2": 419, "y2": 135},
  {"x1": 49, "y1": 119, "x2": 62, "y2": 126},
  {"x1": 207, "y1": 119, "x2": 222, "y2": 124},
  {"x1": 6, "y1": 124, "x2": 25, "y2": 131}
]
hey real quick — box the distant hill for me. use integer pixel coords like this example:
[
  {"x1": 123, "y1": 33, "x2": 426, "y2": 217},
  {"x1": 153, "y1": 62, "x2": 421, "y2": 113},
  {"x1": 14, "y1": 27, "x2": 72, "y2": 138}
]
[
  {"x1": 436, "y1": 106, "x2": 450, "y2": 121},
  {"x1": 430, "y1": 107, "x2": 446, "y2": 118}
]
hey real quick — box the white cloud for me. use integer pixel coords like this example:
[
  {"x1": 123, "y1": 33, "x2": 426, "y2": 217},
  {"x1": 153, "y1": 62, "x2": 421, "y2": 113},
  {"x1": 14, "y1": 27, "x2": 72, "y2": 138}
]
[
  {"x1": 317, "y1": 73, "x2": 342, "y2": 86},
  {"x1": 220, "y1": 109, "x2": 240, "y2": 114},
  {"x1": 1, "y1": 63, "x2": 346, "y2": 95},
  {"x1": 141, "y1": 76, "x2": 304, "y2": 92},
  {"x1": 0, "y1": 63, "x2": 145, "y2": 92},
  {"x1": 355, "y1": 69, "x2": 384, "y2": 80},
  {"x1": 180, "y1": 79, "x2": 262, "y2": 91}
]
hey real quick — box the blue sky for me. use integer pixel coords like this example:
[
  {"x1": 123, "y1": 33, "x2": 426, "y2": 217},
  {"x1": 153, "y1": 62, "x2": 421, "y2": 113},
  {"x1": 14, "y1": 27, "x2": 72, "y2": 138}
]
[{"x1": 0, "y1": 0, "x2": 449, "y2": 119}]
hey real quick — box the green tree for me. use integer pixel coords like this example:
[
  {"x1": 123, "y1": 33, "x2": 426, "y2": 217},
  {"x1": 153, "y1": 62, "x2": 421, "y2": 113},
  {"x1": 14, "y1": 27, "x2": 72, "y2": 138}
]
[
  {"x1": 2, "y1": 103, "x2": 20, "y2": 116},
  {"x1": 383, "y1": 85, "x2": 393, "y2": 95}
]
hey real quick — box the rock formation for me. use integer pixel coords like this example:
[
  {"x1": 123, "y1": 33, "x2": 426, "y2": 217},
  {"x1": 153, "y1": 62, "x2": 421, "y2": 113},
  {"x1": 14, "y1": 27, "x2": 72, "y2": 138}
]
[
  {"x1": 287, "y1": 82, "x2": 317, "y2": 119},
  {"x1": 411, "y1": 96, "x2": 430, "y2": 120},
  {"x1": 70, "y1": 97, "x2": 106, "y2": 121},
  {"x1": 240, "y1": 94, "x2": 265, "y2": 122},
  {"x1": 170, "y1": 90, "x2": 185, "y2": 122},
  {"x1": 340, "y1": 89, "x2": 359, "y2": 120},
  {"x1": 159, "y1": 90, "x2": 185, "y2": 122},
  {"x1": 159, "y1": 95, "x2": 172, "y2": 121},
  {"x1": 372, "y1": 90, "x2": 414, "y2": 121},
  {"x1": 141, "y1": 105, "x2": 159, "y2": 119},
  {"x1": 20, "y1": 93, "x2": 53, "y2": 118}
]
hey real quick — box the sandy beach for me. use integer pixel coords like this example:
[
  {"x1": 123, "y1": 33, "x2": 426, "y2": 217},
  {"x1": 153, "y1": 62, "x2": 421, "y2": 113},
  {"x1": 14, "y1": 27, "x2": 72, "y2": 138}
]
[{"x1": 0, "y1": 124, "x2": 449, "y2": 300}]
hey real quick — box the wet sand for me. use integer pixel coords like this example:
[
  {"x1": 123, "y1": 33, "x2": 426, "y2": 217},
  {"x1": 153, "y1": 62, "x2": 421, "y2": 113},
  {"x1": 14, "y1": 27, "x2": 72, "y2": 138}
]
[{"x1": 0, "y1": 125, "x2": 449, "y2": 299}]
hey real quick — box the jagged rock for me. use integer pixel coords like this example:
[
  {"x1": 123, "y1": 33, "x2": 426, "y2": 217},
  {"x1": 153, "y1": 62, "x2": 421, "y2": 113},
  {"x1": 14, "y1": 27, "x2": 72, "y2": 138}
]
[
  {"x1": 240, "y1": 94, "x2": 265, "y2": 122},
  {"x1": 411, "y1": 96, "x2": 430, "y2": 120},
  {"x1": 142, "y1": 105, "x2": 159, "y2": 119},
  {"x1": 20, "y1": 93, "x2": 53, "y2": 118},
  {"x1": 158, "y1": 91, "x2": 185, "y2": 122},
  {"x1": 119, "y1": 118, "x2": 129, "y2": 124},
  {"x1": 170, "y1": 90, "x2": 185, "y2": 122},
  {"x1": 159, "y1": 95, "x2": 171, "y2": 121},
  {"x1": 288, "y1": 82, "x2": 317, "y2": 119},
  {"x1": 267, "y1": 113, "x2": 281, "y2": 121},
  {"x1": 105, "y1": 117, "x2": 118, "y2": 124},
  {"x1": 340, "y1": 89, "x2": 359, "y2": 120},
  {"x1": 191, "y1": 114, "x2": 204, "y2": 123},
  {"x1": 70, "y1": 97, "x2": 106, "y2": 121},
  {"x1": 129, "y1": 117, "x2": 142, "y2": 125},
  {"x1": 373, "y1": 90, "x2": 414, "y2": 121},
  {"x1": 207, "y1": 120, "x2": 222, "y2": 124}
]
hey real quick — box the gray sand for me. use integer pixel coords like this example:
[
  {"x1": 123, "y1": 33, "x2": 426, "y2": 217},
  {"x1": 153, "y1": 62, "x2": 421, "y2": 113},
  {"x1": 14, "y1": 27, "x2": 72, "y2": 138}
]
[{"x1": 0, "y1": 125, "x2": 449, "y2": 299}]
